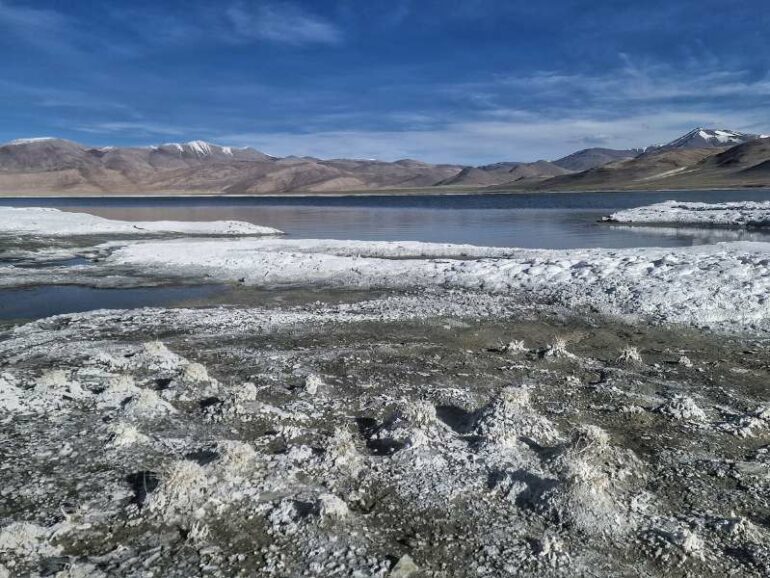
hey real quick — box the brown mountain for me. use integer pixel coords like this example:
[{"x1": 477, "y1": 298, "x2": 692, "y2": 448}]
[
  {"x1": 2, "y1": 129, "x2": 769, "y2": 195},
  {"x1": 508, "y1": 138, "x2": 770, "y2": 192},
  {"x1": 553, "y1": 147, "x2": 641, "y2": 171},
  {"x1": 437, "y1": 160, "x2": 571, "y2": 186},
  {"x1": 0, "y1": 138, "x2": 464, "y2": 195}
]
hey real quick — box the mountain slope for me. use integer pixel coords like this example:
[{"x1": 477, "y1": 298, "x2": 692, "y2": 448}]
[
  {"x1": 438, "y1": 160, "x2": 570, "y2": 186},
  {"x1": 511, "y1": 137, "x2": 770, "y2": 192},
  {"x1": 508, "y1": 148, "x2": 726, "y2": 192},
  {"x1": 553, "y1": 148, "x2": 641, "y2": 171}
]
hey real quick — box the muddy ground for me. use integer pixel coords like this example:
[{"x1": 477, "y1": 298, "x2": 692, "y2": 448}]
[{"x1": 1, "y1": 287, "x2": 770, "y2": 577}]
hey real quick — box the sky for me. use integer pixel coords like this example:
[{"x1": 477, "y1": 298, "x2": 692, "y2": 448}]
[{"x1": 1, "y1": 0, "x2": 769, "y2": 164}]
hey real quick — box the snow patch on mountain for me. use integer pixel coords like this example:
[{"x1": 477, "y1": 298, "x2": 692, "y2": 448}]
[
  {"x1": 662, "y1": 128, "x2": 760, "y2": 150},
  {"x1": 6, "y1": 137, "x2": 60, "y2": 146}
]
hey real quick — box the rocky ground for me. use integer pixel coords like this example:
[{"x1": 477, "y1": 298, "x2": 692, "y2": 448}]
[{"x1": 2, "y1": 290, "x2": 770, "y2": 577}]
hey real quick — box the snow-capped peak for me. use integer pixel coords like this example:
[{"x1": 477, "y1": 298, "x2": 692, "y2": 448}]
[
  {"x1": 157, "y1": 140, "x2": 239, "y2": 157},
  {"x1": 186, "y1": 140, "x2": 217, "y2": 156},
  {"x1": 662, "y1": 128, "x2": 761, "y2": 150}
]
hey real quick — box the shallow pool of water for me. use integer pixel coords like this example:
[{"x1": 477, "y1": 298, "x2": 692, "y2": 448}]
[{"x1": 0, "y1": 284, "x2": 227, "y2": 321}]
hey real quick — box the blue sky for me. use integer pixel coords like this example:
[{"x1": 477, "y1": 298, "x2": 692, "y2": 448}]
[{"x1": 1, "y1": 0, "x2": 769, "y2": 164}]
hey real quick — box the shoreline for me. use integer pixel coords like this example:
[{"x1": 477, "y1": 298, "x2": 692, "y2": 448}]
[{"x1": 0, "y1": 185, "x2": 769, "y2": 201}]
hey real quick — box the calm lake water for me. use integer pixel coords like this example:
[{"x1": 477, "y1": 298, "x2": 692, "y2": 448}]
[{"x1": 3, "y1": 189, "x2": 770, "y2": 249}]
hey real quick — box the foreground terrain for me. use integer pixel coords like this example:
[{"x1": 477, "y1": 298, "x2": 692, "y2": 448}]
[
  {"x1": 3, "y1": 295, "x2": 770, "y2": 577},
  {"x1": 2, "y1": 205, "x2": 770, "y2": 576}
]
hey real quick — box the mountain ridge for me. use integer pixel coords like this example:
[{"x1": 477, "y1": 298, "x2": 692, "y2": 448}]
[{"x1": 0, "y1": 128, "x2": 768, "y2": 195}]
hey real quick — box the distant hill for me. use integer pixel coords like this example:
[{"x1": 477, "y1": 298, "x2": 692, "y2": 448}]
[
  {"x1": 437, "y1": 160, "x2": 570, "y2": 186},
  {"x1": 1, "y1": 128, "x2": 769, "y2": 195},
  {"x1": 510, "y1": 134, "x2": 770, "y2": 192},
  {"x1": 553, "y1": 148, "x2": 641, "y2": 171},
  {"x1": 0, "y1": 138, "x2": 463, "y2": 195},
  {"x1": 510, "y1": 148, "x2": 719, "y2": 192}
]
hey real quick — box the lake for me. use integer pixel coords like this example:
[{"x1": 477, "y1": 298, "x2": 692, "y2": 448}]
[
  {"x1": 3, "y1": 190, "x2": 770, "y2": 321},
  {"x1": 3, "y1": 189, "x2": 770, "y2": 249}
]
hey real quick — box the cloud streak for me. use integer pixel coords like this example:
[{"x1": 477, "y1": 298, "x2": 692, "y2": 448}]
[
  {"x1": 225, "y1": 2, "x2": 342, "y2": 45},
  {"x1": 216, "y1": 108, "x2": 769, "y2": 165}
]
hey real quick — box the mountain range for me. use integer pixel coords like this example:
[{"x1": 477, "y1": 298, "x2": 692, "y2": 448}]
[{"x1": 0, "y1": 128, "x2": 767, "y2": 195}]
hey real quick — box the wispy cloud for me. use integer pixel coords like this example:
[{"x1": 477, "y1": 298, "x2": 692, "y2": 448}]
[
  {"x1": 77, "y1": 121, "x2": 200, "y2": 138},
  {"x1": 217, "y1": 107, "x2": 768, "y2": 165},
  {"x1": 225, "y1": 2, "x2": 342, "y2": 46},
  {"x1": 0, "y1": 1, "x2": 66, "y2": 33},
  {"x1": 0, "y1": 0, "x2": 76, "y2": 54},
  {"x1": 486, "y1": 63, "x2": 770, "y2": 105}
]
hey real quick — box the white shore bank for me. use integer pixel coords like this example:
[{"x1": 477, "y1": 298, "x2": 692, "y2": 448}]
[
  {"x1": 606, "y1": 200, "x2": 770, "y2": 228},
  {"x1": 0, "y1": 206, "x2": 283, "y2": 236},
  {"x1": 107, "y1": 237, "x2": 770, "y2": 331}
]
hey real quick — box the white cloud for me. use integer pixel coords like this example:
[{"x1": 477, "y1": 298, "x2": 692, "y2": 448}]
[
  {"x1": 217, "y1": 108, "x2": 768, "y2": 165},
  {"x1": 225, "y1": 2, "x2": 342, "y2": 46}
]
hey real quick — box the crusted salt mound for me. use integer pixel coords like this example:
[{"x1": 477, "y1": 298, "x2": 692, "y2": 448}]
[
  {"x1": 0, "y1": 207, "x2": 283, "y2": 237},
  {"x1": 303, "y1": 374, "x2": 324, "y2": 395},
  {"x1": 181, "y1": 362, "x2": 211, "y2": 384},
  {"x1": 0, "y1": 522, "x2": 59, "y2": 557},
  {"x1": 134, "y1": 341, "x2": 186, "y2": 372},
  {"x1": 97, "y1": 375, "x2": 177, "y2": 418},
  {"x1": 324, "y1": 427, "x2": 363, "y2": 473},
  {"x1": 120, "y1": 389, "x2": 177, "y2": 418},
  {"x1": 657, "y1": 395, "x2": 707, "y2": 422},
  {"x1": 0, "y1": 372, "x2": 23, "y2": 412},
  {"x1": 213, "y1": 440, "x2": 264, "y2": 485},
  {"x1": 7, "y1": 369, "x2": 89, "y2": 413},
  {"x1": 617, "y1": 346, "x2": 643, "y2": 365},
  {"x1": 317, "y1": 493, "x2": 349, "y2": 520},
  {"x1": 538, "y1": 337, "x2": 577, "y2": 361},
  {"x1": 146, "y1": 460, "x2": 210, "y2": 523},
  {"x1": 34, "y1": 369, "x2": 86, "y2": 400},
  {"x1": 529, "y1": 425, "x2": 647, "y2": 535},
  {"x1": 473, "y1": 386, "x2": 561, "y2": 447},
  {"x1": 605, "y1": 200, "x2": 770, "y2": 228},
  {"x1": 97, "y1": 374, "x2": 139, "y2": 409},
  {"x1": 641, "y1": 520, "x2": 707, "y2": 562},
  {"x1": 106, "y1": 422, "x2": 149, "y2": 448},
  {"x1": 369, "y1": 400, "x2": 444, "y2": 450}
]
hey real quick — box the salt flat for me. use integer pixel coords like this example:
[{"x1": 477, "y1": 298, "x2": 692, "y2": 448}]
[{"x1": 2, "y1": 206, "x2": 770, "y2": 577}]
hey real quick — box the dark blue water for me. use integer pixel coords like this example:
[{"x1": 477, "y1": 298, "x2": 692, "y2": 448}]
[
  {"x1": 0, "y1": 285, "x2": 225, "y2": 321},
  {"x1": 2, "y1": 190, "x2": 770, "y2": 248}
]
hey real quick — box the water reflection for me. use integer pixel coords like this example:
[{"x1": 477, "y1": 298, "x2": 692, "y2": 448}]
[{"x1": 605, "y1": 224, "x2": 770, "y2": 244}]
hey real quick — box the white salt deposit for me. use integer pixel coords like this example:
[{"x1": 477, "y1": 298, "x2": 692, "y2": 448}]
[
  {"x1": 0, "y1": 207, "x2": 283, "y2": 237},
  {"x1": 107, "y1": 237, "x2": 770, "y2": 332},
  {"x1": 605, "y1": 200, "x2": 770, "y2": 228}
]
